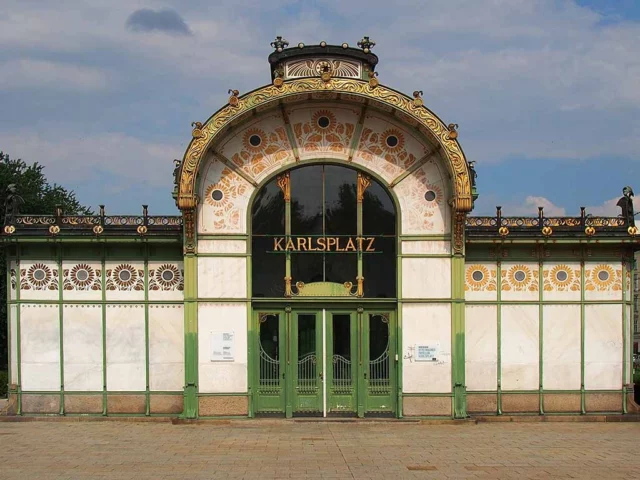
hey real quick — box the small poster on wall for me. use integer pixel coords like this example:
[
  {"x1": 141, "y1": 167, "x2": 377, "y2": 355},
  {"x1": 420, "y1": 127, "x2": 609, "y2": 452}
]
[
  {"x1": 210, "y1": 332, "x2": 235, "y2": 361},
  {"x1": 415, "y1": 343, "x2": 439, "y2": 362}
]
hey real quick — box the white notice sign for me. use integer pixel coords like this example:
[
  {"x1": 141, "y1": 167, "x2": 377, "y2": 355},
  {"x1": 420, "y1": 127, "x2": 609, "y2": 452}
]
[
  {"x1": 211, "y1": 332, "x2": 235, "y2": 361},
  {"x1": 415, "y1": 343, "x2": 439, "y2": 362}
]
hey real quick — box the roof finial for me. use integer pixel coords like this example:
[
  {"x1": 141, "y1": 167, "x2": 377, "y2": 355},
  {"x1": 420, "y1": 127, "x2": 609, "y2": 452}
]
[
  {"x1": 357, "y1": 36, "x2": 376, "y2": 54},
  {"x1": 270, "y1": 36, "x2": 289, "y2": 52}
]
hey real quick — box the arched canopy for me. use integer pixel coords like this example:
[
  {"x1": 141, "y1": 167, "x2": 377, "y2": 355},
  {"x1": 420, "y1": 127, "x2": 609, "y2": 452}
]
[{"x1": 177, "y1": 78, "x2": 472, "y2": 213}]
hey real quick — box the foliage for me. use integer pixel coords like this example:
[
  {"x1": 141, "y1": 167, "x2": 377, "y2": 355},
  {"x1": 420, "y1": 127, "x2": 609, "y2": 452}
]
[{"x1": 0, "y1": 152, "x2": 92, "y2": 369}]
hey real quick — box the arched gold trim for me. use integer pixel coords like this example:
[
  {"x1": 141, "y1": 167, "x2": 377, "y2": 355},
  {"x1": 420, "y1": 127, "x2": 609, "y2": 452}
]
[{"x1": 178, "y1": 78, "x2": 472, "y2": 212}]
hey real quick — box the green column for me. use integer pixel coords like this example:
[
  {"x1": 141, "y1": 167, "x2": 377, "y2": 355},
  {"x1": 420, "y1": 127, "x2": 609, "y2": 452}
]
[
  {"x1": 182, "y1": 254, "x2": 198, "y2": 419},
  {"x1": 452, "y1": 246, "x2": 467, "y2": 419}
]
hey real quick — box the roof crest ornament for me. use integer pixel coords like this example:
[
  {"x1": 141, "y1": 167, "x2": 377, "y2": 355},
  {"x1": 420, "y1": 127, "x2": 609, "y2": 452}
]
[
  {"x1": 357, "y1": 36, "x2": 376, "y2": 53},
  {"x1": 270, "y1": 36, "x2": 289, "y2": 52}
]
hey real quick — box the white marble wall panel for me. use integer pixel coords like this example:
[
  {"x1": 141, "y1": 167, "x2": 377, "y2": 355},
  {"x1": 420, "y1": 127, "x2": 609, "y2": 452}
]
[
  {"x1": 584, "y1": 304, "x2": 622, "y2": 390},
  {"x1": 464, "y1": 263, "x2": 498, "y2": 302},
  {"x1": 197, "y1": 257, "x2": 247, "y2": 299},
  {"x1": 584, "y1": 262, "x2": 623, "y2": 302},
  {"x1": 62, "y1": 261, "x2": 102, "y2": 301},
  {"x1": 401, "y1": 257, "x2": 451, "y2": 299},
  {"x1": 401, "y1": 241, "x2": 450, "y2": 255},
  {"x1": 104, "y1": 261, "x2": 145, "y2": 301},
  {"x1": 542, "y1": 305, "x2": 581, "y2": 390},
  {"x1": 198, "y1": 240, "x2": 247, "y2": 254},
  {"x1": 20, "y1": 304, "x2": 60, "y2": 391},
  {"x1": 500, "y1": 263, "x2": 539, "y2": 302},
  {"x1": 627, "y1": 305, "x2": 632, "y2": 384},
  {"x1": 10, "y1": 305, "x2": 17, "y2": 384},
  {"x1": 148, "y1": 261, "x2": 184, "y2": 301},
  {"x1": 63, "y1": 305, "x2": 103, "y2": 391},
  {"x1": 501, "y1": 305, "x2": 539, "y2": 390},
  {"x1": 19, "y1": 260, "x2": 59, "y2": 301},
  {"x1": 198, "y1": 159, "x2": 255, "y2": 234},
  {"x1": 402, "y1": 303, "x2": 452, "y2": 393},
  {"x1": 542, "y1": 262, "x2": 581, "y2": 302},
  {"x1": 106, "y1": 305, "x2": 145, "y2": 391},
  {"x1": 149, "y1": 305, "x2": 184, "y2": 391},
  {"x1": 465, "y1": 305, "x2": 497, "y2": 391},
  {"x1": 198, "y1": 302, "x2": 248, "y2": 393}
]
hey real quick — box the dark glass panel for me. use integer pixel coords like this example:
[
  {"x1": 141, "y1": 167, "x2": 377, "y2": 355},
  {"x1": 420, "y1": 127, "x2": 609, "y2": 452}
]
[
  {"x1": 259, "y1": 314, "x2": 279, "y2": 385},
  {"x1": 363, "y1": 237, "x2": 396, "y2": 298},
  {"x1": 291, "y1": 165, "x2": 323, "y2": 235},
  {"x1": 363, "y1": 180, "x2": 395, "y2": 236},
  {"x1": 297, "y1": 314, "x2": 316, "y2": 358},
  {"x1": 292, "y1": 252, "x2": 324, "y2": 285},
  {"x1": 325, "y1": 165, "x2": 357, "y2": 236},
  {"x1": 252, "y1": 237, "x2": 285, "y2": 297},
  {"x1": 325, "y1": 253, "x2": 357, "y2": 285},
  {"x1": 251, "y1": 179, "x2": 284, "y2": 235},
  {"x1": 369, "y1": 314, "x2": 390, "y2": 383}
]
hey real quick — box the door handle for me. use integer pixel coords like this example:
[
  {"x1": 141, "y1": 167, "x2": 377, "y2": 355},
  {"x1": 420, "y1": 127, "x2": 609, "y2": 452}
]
[{"x1": 319, "y1": 372, "x2": 323, "y2": 380}]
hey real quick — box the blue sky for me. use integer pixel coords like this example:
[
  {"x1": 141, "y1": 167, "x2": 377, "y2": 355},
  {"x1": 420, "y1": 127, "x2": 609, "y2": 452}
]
[{"x1": 0, "y1": 0, "x2": 638, "y2": 216}]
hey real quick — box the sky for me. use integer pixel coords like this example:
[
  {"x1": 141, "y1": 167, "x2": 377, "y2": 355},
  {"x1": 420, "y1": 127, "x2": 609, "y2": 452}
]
[{"x1": 0, "y1": 0, "x2": 639, "y2": 216}]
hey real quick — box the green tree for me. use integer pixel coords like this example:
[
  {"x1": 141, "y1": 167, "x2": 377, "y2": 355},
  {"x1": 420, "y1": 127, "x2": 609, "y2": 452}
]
[{"x1": 0, "y1": 151, "x2": 92, "y2": 371}]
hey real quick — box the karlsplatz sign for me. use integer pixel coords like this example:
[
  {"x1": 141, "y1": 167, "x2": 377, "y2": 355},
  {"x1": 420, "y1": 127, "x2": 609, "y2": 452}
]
[{"x1": 272, "y1": 236, "x2": 376, "y2": 252}]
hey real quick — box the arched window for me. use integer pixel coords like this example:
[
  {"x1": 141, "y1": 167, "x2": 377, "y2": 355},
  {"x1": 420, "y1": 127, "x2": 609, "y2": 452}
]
[{"x1": 251, "y1": 165, "x2": 396, "y2": 298}]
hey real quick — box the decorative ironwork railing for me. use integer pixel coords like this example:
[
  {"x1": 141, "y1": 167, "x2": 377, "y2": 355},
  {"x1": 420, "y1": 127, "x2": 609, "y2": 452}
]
[
  {"x1": 332, "y1": 354, "x2": 352, "y2": 394},
  {"x1": 297, "y1": 353, "x2": 318, "y2": 395}
]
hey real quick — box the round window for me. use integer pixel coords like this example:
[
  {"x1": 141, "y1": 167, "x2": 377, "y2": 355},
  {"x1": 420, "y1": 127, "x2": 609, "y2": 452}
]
[
  {"x1": 514, "y1": 270, "x2": 526, "y2": 282},
  {"x1": 33, "y1": 269, "x2": 46, "y2": 281},
  {"x1": 386, "y1": 135, "x2": 399, "y2": 147},
  {"x1": 119, "y1": 270, "x2": 132, "y2": 282},
  {"x1": 162, "y1": 270, "x2": 175, "y2": 282},
  {"x1": 211, "y1": 189, "x2": 224, "y2": 202},
  {"x1": 598, "y1": 270, "x2": 610, "y2": 282},
  {"x1": 471, "y1": 270, "x2": 484, "y2": 282},
  {"x1": 76, "y1": 269, "x2": 89, "y2": 282},
  {"x1": 424, "y1": 191, "x2": 436, "y2": 202},
  {"x1": 317, "y1": 116, "x2": 330, "y2": 129},
  {"x1": 249, "y1": 135, "x2": 262, "y2": 147},
  {"x1": 555, "y1": 270, "x2": 568, "y2": 282}
]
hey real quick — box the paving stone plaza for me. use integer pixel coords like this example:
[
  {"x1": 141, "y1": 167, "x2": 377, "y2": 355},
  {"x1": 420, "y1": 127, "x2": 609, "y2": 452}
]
[{"x1": 1, "y1": 420, "x2": 639, "y2": 479}]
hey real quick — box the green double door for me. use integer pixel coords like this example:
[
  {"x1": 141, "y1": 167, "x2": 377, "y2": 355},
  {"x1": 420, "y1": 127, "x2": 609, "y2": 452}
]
[{"x1": 253, "y1": 307, "x2": 396, "y2": 417}]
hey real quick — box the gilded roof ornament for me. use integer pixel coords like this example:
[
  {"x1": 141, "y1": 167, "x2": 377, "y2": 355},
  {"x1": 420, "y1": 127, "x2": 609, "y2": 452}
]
[
  {"x1": 270, "y1": 36, "x2": 289, "y2": 52},
  {"x1": 357, "y1": 36, "x2": 376, "y2": 54},
  {"x1": 228, "y1": 89, "x2": 240, "y2": 107},
  {"x1": 412, "y1": 91, "x2": 423, "y2": 107},
  {"x1": 447, "y1": 123, "x2": 459, "y2": 140}
]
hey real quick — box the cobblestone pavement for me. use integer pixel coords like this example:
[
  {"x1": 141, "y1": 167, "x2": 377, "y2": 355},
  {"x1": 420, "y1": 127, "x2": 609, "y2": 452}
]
[{"x1": 1, "y1": 420, "x2": 640, "y2": 479}]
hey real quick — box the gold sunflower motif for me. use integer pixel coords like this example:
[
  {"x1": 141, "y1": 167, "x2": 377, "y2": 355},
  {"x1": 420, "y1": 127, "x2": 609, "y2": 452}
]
[
  {"x1": 592, "y1": 264, "x2": 615, "y2": 289},
  {"x1": 379, "y1": 128, "x2": 405, "y2": 153},
  {"x1": 507, "y1": 265, "x2": 532, "y2": 289},
  {"x1": 205, "y1": 183, "x2": 229, "y2": 207},
  {"x1": 242, "y1": 128, "x2": 267, "y2": 153},
  {"x1": 155, "y1": 264, "x2": 181, "y2": 289},
  {"x1": 550, "y1": 264, "x2": 573, "y2": 289},
  {"x1": 113, "y1": 264, "x2": 137, "y2": 289},
  {"x1": 70, "y1": 263, "x2": 95, "y2": 289},
  {"x1": 465, "y1": 265, "x2": 489, "y2": 290},
  {"x1": 311, "y1": 110, "x2": 337, "y2": 134},
  {"x1": 27, "y1": 263, "x2": 53, "y2": 288}
]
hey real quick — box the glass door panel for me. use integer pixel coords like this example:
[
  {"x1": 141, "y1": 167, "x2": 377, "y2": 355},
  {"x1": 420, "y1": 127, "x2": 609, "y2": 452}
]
[
  {"x1": 364, "y1": 312, "x2": 396, "y2": 415},
  {"x1": 327, "y1": 312, "x2": 358, "y2": 415},
  {"x1": 255, "y1": 312, "x2": 285, "y2": 414},
  {"x1": 292, "y1": 312, "x2": 323, "y2": 414}
]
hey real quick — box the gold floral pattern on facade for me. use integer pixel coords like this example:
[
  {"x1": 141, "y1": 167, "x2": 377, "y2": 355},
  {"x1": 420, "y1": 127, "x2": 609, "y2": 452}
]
[
  {"x1": 227, "y1": 123, "x2": 292, "y2": 181},
  {"x1": 394, "y1": 164, "x2": 446, "y2": 233},
  {"x1": 585, "y1": 264, "x2": 621, "y2": 291},
  {"x1": 501, "y1": 264, "x2": 539, "y2": 292},
  {"x1": 149, "y1": 264, "x2": 184, "y2": 291},
  {"x1": 356, "y1": 126, "x2": 418, "y2": 181},
  {"x1": 63, "y1": 263, "x2": 102, "y2": 291},
  {"x1": 10, "y1": 268, "x2": 16, "y2": 290},
  {"x1": 464, "y1": 264, "x2": 497, "y2": 291},
  {"x1": 106, "y1": 264, "x2": 144, "y2": 291},
  {"x1": 543, "y1": 264, "x2": 581, "y2": 292},
  {"x1": 21, "y1": 263, "x2": 59, "y2": 290},
  {"x1": 204, "y1": 167, "x2": 250, "y2": 231},
  {"x1": 293, "y1": 109, "x2": 355, "y2": 156}
]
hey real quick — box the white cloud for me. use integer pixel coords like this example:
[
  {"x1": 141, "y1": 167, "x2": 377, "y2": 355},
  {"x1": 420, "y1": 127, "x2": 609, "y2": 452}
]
[
  {"x1": 585, "y1": 195, "x2": 640, "y2": 217},
  {"x1": 0, "y1": 59, "x2": 111, "y2": 91},
  {"x1": 497, "y1": 195, "x2": 567, "y2": 217}
]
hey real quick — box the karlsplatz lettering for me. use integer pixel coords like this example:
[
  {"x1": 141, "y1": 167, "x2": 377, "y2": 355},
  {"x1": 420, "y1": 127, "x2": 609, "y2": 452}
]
[{"x1": 272, "y1": 236, "x2": 376, "y2": 252}]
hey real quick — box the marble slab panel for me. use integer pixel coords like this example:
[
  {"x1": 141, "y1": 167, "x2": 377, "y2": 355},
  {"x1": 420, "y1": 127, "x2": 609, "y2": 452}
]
[
  {"x1": 104, "y1": 261, "x2": 145, "y2": 301},
  {"x1": 149, "y1": 305, "x2": 184, "y2": 391},
  {"x1": 542, "y1": 262, "x2": 581, "y2": 302},
  {"x1": 20, "y1": 304, "x2": 60, "y2": 391},
  {"x1": 542, "y1": 305, "x2": 581, "y2": 390},
  {"x1": 501, "y1": 305, "x2": 539, "y2": 390},
  {"x1": 19, "y1": 260, "x2": 59, "y2": 301},
  {"x1": 106, "y1": 304, "x2": 145, "y2": 391},
  {"x1": 148, "y1": 261, "x2": 184, "y2": 301},
  {"x1": 198, "y1": 302, "x2": 248, "y2": 393},
  {"x1": 198, "y1": 240, "x2": 248, "y2": 254},
  {"x1": 585, "y1": 304, "x2": 622, "y2": 390},
  {"x1": 63, "y1": 305, "x2": 103, "y2": 391},
  {"x1": 10, "y1": 305, "x2": 17, "y2": 384},
  {"x1": 626, "y1": 305, "x2": 632, "y2": 384},
  {"x1": 465, "y1": 305, "x2": 497, "y2": 391},
  {"x1": 500, "y1": 263, "x2": 539, "y2": 302},
  {"x1": 402, "y1": 303, "x2": 451, "y2": 393},
  {"x1": 464, "y1": 263, "x2": 498, "y2": 302},
  {"x1": 62, "y1": 261, "x2": 102, "y2": 301},
  {"x1": 401, "y1": 257, "x2": 451, "y2": 299},
  {"x1": 197, "y1": 257, "x2": 247, "y2": 299},
  {"x1": 584, "y1": 262, "x2": 623, "y2": 302},
  {"x1": 401, "y1": 240, "x2": 451, "y2": 255}
]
